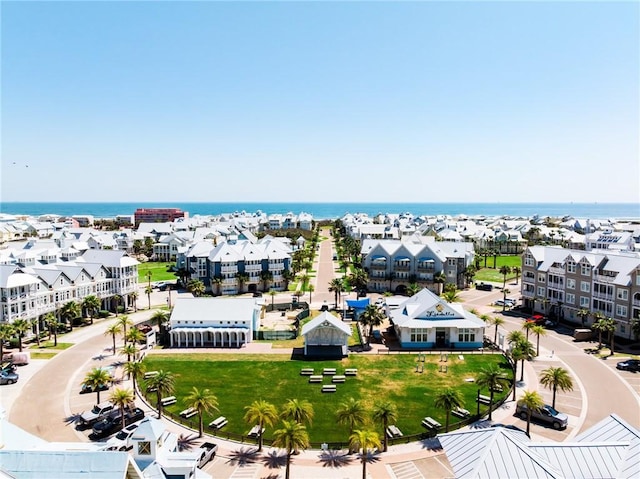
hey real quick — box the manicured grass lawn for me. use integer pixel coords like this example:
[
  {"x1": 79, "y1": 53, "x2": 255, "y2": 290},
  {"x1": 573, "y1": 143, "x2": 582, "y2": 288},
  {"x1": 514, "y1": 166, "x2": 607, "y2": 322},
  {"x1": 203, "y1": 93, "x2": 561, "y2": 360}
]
[
  {"x1": 141, "y1": 352, "x2": 511, "y2": 443},
  {"x1": 138, "y1": 262, "x2": 178, "y2": 283},
  {"x1": 474, "y1": 255, "x2": 522, "y2": 283},
  {"x1": 30, "y1": 352, "x2": 58, "y2": 360},
  {"x1": 30, "y1": 341, "x2": 74, "y2": 350}
]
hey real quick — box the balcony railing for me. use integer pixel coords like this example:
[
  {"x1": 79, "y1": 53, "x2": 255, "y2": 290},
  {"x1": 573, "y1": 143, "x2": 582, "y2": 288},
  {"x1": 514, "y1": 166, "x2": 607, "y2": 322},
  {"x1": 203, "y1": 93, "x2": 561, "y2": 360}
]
[
  {"x1": 633, "y1": 299, "x2": 640, "y2": 307},
  {"x1": 593, "y1": 273, "x2": 616, "y2": 283},
  {"x1": 244, "y1": 265, "x2": 262, "y2": 272},
  {"x1": 522, "y1": 290, "x2": 535, "y2": 298},
  {"x1": 221, "y1": 266, "x2": 238, "y2": 274},
  {"x1": 592, "y1": 292, "x2": 614, "y2": 301},
  {"x1": 370, "y1": 263, "x2": 387, "y2": 270},
  {"x1": 394, "y1": 264, "x2": 411, "y2": 271}
]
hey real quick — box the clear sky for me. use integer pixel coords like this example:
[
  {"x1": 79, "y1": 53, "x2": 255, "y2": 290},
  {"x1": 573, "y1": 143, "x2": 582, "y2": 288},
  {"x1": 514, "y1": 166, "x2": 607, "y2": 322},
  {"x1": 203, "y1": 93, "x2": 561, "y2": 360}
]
[{"x1": 1, "y1": 0, "x2": 638, "y2": 203}]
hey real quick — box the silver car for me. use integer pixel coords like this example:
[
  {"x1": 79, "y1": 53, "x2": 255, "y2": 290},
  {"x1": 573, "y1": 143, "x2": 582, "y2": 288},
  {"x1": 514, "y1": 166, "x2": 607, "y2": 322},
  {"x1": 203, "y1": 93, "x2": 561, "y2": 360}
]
[{"x1": 516, "y1": 403, "x2": 568, "y2": 430}]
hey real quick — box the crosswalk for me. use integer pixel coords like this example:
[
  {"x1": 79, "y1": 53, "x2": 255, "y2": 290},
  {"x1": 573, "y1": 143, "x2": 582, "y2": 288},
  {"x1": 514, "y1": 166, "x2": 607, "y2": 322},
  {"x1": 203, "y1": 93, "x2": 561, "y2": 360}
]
[
  {"x1": 229, "y1": 463, "x2": 261, "y2": 479},
  {"x1": 388, "y1": 461, "x2": 424, "y2": 479}
]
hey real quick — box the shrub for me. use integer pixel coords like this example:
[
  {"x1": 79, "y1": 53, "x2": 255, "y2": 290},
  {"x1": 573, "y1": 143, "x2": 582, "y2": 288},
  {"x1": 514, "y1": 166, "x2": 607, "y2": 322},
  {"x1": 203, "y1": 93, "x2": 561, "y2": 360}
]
[{"x1": 98, "y1": 310, "x2": 110, "y2": 318}]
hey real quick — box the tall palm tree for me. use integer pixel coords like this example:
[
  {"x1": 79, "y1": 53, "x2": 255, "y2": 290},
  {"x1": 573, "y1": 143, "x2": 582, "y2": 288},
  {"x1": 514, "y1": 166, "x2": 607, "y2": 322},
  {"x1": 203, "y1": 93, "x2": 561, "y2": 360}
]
[
  {"x1": 268, "y1": 289, "x2": 277, "y2": 309},
  {"x1": 236, "y1": 273, "x2": 249, "y2": 294},
  {"x1": 211, "y1": 275, "x2": 224, "y2": 296},
  {"x1": 126, "y1": 327, "x2": 145, "y2": 345},
  {"x1": 184, "y1": 387, "x2": 219, "y2": 438},
  {"x1": 187, "y1": 279, "x2": 206, "y2": 297},
  {"x1": 434, "y1": 388, "x2": 464, "y2": 432},
  {"x1": 336, "y1": 397, "x2": 367, "y2": 449},
  {"x1": 104, "y1": 323, "x2": 122, "y2": 354},
  {"x1": 260, "y1": 270, "x2": 273, "y2": 293},
  {"x1": 82, "y1": 295, "x2": 101, "y2": 325},
  {"x1": 501, "y1": 288, "x2": 511, "y2": 312},
  {"x1": 244, "y1": 399, "x2": 278, "y2": 451},
  {"x1": 531, "y1": 325, "x2": 546, "y2": 356},
  {"x1": 110, "y1": 387, "x2": 135, "y2": 430},
  {"x1": 371, "y1": 400, "x2": 398, "y2": 452},
  {"x1": 151, "y1": 310, "x2": 169, "y2": 329},
  {"x1": 307, "y1": 284, "x2": 314, "y2": 305},
  {"x1": 30, "y1": 317, "x2": 41, "y2": 347},
  {"x1": 328, "y1": 278, "x2": 345, "y2": 308},
  {"x1": 145, "y1": 285, "x2": 153, "y2": 309},
  {"x1": 0, "y1": 324, "x2": 14, "y2": 361},
  {"x1": 499, "y1": 266, "x2": 511, "y2": 289},
  {"x1": 512, "y1": 266, "x2": 521, "y2": 284},
  {"x1": 44, "y1": 312, "x2": 61, "y2": 346},
  {"x1": 592, "y1": 314, "x2": 607, "y2": 349},
  {"x1": 83, "y1": 367, "x2": 113, "y2": 404},
  {"x1": 112, "y1": 294, "x2": 122, "y2": 316},
  {"x1": 492, "y1": 317, "x2": 505, "y2": 345},
  {"x1": 123, "y1": 360, "x2": 146, "y2": 393},
  {"x1": 514, "y1": 338, "x2": 536, "y2": 382},
  {"x1": 539, "y1": 367, "x2": 574, "y2": 409},
  {"x1": 120, "y1": 343, "x2": 139, "y2": 363},
  {"x1": 518, "y1": 390, "x2": 544, "y2": 436},
  {"x1": 577, "y1": 308, "x2": 590, "y2": 327},
  {"x1": 11, "y1": 319, "x2": 31, "y2": 352},
  {"x1": 130, "y1": 291, "x2": 139, "y2": 312},
  {"x1": 147, "y1": 370, "x2": 175, "y2": 419},
  {"x1": 117, "y1": 315, "x2": 133, "y2": 347},
  {"x1": 602, "y1": 317, "x2": 617, "y2": 355},
  {"x1": 507, "y1": 330, "x2": 525, "y2": 346},
  {"x1": 359, "y1": 304, "x2": 385, "y2": 344},
  {"x1": 522, "y1": 320, "x2": 536, "y2": 340},
  {"x1": 60, "y1": 300, "x2": 81, "y2": 331},
  {"x1": 349, "y1": 429, "x2": 382, "y2": 479},
  {"x1": 272, "y1": 420, "x2": 310, "y2": 479},
  {"x1": 280, "y1": 398, "x2": 314, "y2": 426},
  {"x1": 475, "y1": 365, "x2": 510, "y2": 421}
]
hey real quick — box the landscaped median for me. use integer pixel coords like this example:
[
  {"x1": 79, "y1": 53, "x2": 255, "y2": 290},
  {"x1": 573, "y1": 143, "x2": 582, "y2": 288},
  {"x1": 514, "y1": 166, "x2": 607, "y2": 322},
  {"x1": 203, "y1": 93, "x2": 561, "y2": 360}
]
[
  {"x1": 29, "y1": 341, "x2": 74, "y2": 360},
  {"x1": 140, "y1": 352, "x2": 512, "y2": 445}
]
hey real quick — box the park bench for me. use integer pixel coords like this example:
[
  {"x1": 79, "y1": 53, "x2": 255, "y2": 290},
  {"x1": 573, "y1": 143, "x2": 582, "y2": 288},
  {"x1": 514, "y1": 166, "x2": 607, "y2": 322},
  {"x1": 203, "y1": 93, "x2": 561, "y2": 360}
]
[
  {"x1": 160, "y1": 396, "x2": 176, "y2": 406},
  {"x1": 477, "y1": 394, "x2": 492, "y2": 405},
  {"x1": 180, "y1": 407, "x2": 197, "y2": 419},
  {"x1": 144, "y1": 371, "x2": 159, "y2": 379},
  {"x1": 300, "y1": 368, "x2": 314, "y2": 376},
  {"x1": 344, "y1": 368, "x2": 358, "y2": 376},
  {"x1": 422, "y1": 417, "x2": 442, "y2": 430},
  {"x1": 323, "y1": 368, "x2": 337, "y2": 375},
  {"x1": 308, "y1": 375, "x2": 323, "y2": 383},
  {"x1": 452, "y1": 407, "x2": 470, "y2": 419},
  {"x1": 248, "y1": 425, "x2": 265, "y2": 438},
  {"x1": 491, "y1": 384, "x2": 503, "y2": 392},
  {"x1": 386, "y1": 425, "x2": 403, "y2": 438},
  {"x1": 209, "y1": 416, "x2": 228, "y2": 429},
  {"x1": 332, "y1": 375, "x2": 346, "y2": 383},
  {"x1": 321, "y1": 385, "x2": 337, "y2": 393}
]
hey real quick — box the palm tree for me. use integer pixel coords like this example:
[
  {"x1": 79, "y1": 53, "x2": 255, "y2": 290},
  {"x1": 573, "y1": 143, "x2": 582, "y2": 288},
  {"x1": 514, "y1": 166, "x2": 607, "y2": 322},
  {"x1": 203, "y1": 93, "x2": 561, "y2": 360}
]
[
  {"x1": 83, "y1": 367, "x2": 113, "y2": 404},
  {"x1": 145, "y1": 285, "x2": 153, "y2": 310},
  {"x1": 592, "y1": 314, "x2": 607, "y2": 349},
  {"x1": 507, "y1": 330, "x2": 525, "y2": 346},
  {"x1": 112, "y1": 294, "x2": 122, "y2": 316},
  {"x1": 512, "y1": 266, "x2": 521, "y2": 284},
  {"x1": 268, "y1": 289, "x2": 277, "y2": 309},
  {"x1": 123, "y1": 360, "x2": 146, "y2": 393},
  {"x1": 60, "y1": 300, "x2": 81, "y2": 331},
  {"x1": 244, "y1": 399, "x2": 278, "y2": 451},
  {"x1": 434, "y1": 271, "x2": 446, "y2": 294},
  {"x1": 272, "y1": 420, "x2": 310, "y2": 479},
  {"x1": 371, "y1": 400, "x2": 397, "y2": 452},
  {"x1": 522, "y1": 320, "x2": 536, "y2": 340},
  {"x1": 359, "y1": 304, "x2": 385, "y2": 344},
  {"x1": 0, "y1": 324, "x2": 14, "y2": 361},
  {"x1": 475, "y1": 365, "x2": 510, "y2": 420},
  {"x1": 117, "y1": 315, "x2": 133, "y2": 347},
  {"x1": 349, "y1": 429, "x2": 381, "y2": 479},
  {"x1": 407, "y1": 282, "x2": 421, "y2": 297},
  {"x1": 146, "y1": 370, "x2": 175, "y2": 419},
  {"x1": 336, "y1": 397, "x2": 367, "y2": 448},
  {"x1": 631, "y1": 319, "x2": 640, "y2": 341},
  {"x1": 531, "y1": 325, "x2": 546, "y2": 356},
  {"x1": 492, "y1": 317, "x2": 505, "y2": 345},
  {"x1": 260, "y1": 270, "x2": 273, "y2": 293},
  {"x1": 82, "y1": 295, "x2": 101, "y2": 325},
  {"x1": 236, "y1": 273, "x2": 249, "y2": 294},
  {"x1": 280, "y1": 398, "x2": 314, "y2": 426},
  {"x1": 501, "y1": 288, "x2": 511, "y2": 312},
  {"x1": 602, "y1": 317, "x2": 617, "y2": 355},
  {"x1": 126, "y1": 327, "x2": 145, "y2": 345},
  {"x1": 328, "y1": 278, "x2": 345, "y2": 308},
  {"x1": 110, "y1": 387, "x2": 135, "y2": 430},
  {"x1": 434, "y1": 388, "x2": 464, "y2": 432},
  {"x1": 509, "y1": 346, "x2": 526, "y2": 400},
  {"x1": 184, "y1": 387, "x2": 219, "y2": 438},
  {"x1": 120, "y1": 343, "x2": 139, "y2": 363},
  {"x1": 30, "y1": 317, "x2": 42, "y2": 347},
  {"x1": 151, "y1": 310, "x2": 169, "y2": 329},
  {"x1": 539, "y1": 367, "x2": 574, "y2": 409},
  {"x1": 441, "y1": 288, "x2": 460, "y2": 303},
  {"x1": 307, "y1": 284, "x2": 314, "y2": 305},
  {"x1": 104, "y1": 323, "x2": 122, "y2": 354},
  {"x1": 577, "y1": 308, "x2": 590, "y2": 327},
  {"x1": 211, "y1": 275, "x2": 224, "y2": 296},
  {"x1": 44, "y1": 313, "x2": 61, "y2": 347},
  {"x1": 11, "y1": 319, "x2": 31, "y2": 352},
  {"x1": 187, "y1": 279, "x2": 206, "y2": 297},
  {"x1": 514, "y1": 339, "x2": 536, "y2": 382},
  {"x1": 518, "y1": 390, "x2": 544, "y2": 436},
  {"x1": 129, "y1": 291, "x2": 138, "y2": 313},
  {"x1": 499, "y1": 266, "x2": 511, "y2": 289}
]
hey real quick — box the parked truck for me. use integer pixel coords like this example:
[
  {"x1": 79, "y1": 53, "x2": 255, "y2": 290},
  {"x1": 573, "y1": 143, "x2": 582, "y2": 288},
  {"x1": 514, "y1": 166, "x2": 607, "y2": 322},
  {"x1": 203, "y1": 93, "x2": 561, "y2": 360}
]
[
  {"x1": 573, "y1": 329, "x2": 594, "y2": 341},
  {"x1": 196, "y1": 442, "x2": 218, "y2": 467},
  {"x1": 79, "y1": 402, "x2": 115, "y2": 427}
]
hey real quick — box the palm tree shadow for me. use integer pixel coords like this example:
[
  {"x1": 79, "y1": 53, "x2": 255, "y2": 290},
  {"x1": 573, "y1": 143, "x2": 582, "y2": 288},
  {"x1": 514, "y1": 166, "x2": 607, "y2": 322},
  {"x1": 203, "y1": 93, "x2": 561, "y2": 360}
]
[
  {"x1": 318, "y1": 449, "x2": 354, "y2": 468},
  {"x1": 262, "y1": 450, "x2": 287, "y2": 469},
  {"x1": 419, "y1": 437, "x2": 443, "y2": 451},
  {"x1": 469, "y1": 419, "x2": 493, "y2": 429},
  {"x1": 227, "y1": 447, "x2": 260, "y2": 467},
  {"x1": 64, "y1": 413, "x2": 84, "y2": 428},
  {"x1": 177, "y1": 433, "x2": 199, "y2": 451}
]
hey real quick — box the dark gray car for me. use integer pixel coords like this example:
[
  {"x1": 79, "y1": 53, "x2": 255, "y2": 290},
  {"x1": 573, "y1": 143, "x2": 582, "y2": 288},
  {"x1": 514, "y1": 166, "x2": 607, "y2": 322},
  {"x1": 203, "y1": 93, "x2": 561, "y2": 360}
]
[
  {"x1": 0, "y1": 370, "x2": 19, "y2": 385},
  {"x1": 516, "y1": 403, "x2": 568, "y2": 430}
]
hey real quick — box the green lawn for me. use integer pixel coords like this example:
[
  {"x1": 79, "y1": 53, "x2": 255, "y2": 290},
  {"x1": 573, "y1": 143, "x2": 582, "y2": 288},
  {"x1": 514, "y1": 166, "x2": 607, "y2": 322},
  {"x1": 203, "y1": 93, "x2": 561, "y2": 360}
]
[
  {"x1": 138, "y1": 262, "x2": 178, "y2": 283},
  {"x1": 141, "y1": 353, "x2": 511, "y2": 443},
  {"x1": 30, "y1": 352, "x2": 58, "y2": 360},
  {"x1": 474, "y1": 255, "x2": 522, "y2": 283},
  {"x1": 30, "y1": 341, "x2": 74, "y2": 350}
]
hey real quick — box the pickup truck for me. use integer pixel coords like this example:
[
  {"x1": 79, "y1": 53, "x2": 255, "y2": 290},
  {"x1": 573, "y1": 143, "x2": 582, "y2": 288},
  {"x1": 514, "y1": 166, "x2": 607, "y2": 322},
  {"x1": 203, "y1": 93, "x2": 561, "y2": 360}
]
[
  {"x1": 79, "y1": 402, "x2": 114, "y2": 427},
  {"x1": 196, "y1": 442, "x2": 218, "y2": 467},
  {"x1": 91, "y1": 407, "x2": 145, "y2": 439}
]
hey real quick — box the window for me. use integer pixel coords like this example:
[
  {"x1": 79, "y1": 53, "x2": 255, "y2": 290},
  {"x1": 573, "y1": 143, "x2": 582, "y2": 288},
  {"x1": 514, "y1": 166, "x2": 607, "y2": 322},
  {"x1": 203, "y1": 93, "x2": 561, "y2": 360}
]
[
  {"x1": 580, "y1": 282, "x2": 590, "y2": 293},
  {"x1": 448, "y1": 259, "x2": 456, "y2": 266},
  {"x1": 410, "y1": 328, "x2": 429, "y2": 342},
  {"x1": 524, "y1": 254, "x2": 534, "y2": 267},
  {"x1": 458, "y1": 328, "x2": 476, "y2": 342},
  {"x1": 567, "y1": 278, "x2": 575, "y2": 290},
  {"x1": 616, "y1": 305, "x2": 628, "y2": 318},
  {"x1": 566, "y1": 293, "x2": 575, "y2": 305},
  {"x1": 538, "y1": 274, "x2": 546, "y2": 283},
  {"x1": 581, "y1": 263, "x2": 591, "y2": 276},
  {"x1": 567, "y1": 261, "x2": 576, "y2": 273},
  {"x1": 537, "y1": 287, "x2": 545, "y2": 297},
  {"x1": 138, "y1": 441, "x2": 151, "y2": 455},
  {"x1": 617, "y1": 289, "x2": 628, "y2": 301},
  {"x1": 580, "y1": 296, "x2": 590, "y2": 307}
]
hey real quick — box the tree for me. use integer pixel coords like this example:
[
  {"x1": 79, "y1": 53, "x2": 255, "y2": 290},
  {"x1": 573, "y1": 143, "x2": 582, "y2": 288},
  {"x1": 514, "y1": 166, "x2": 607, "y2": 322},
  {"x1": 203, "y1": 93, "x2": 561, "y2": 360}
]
[
  {"x1": 60, "y1": 300, "x2": 81, "y2": 331},
  {"x1": 211, "y1": 275, "x2": 223, "y2": 296},
  {"x1": 145, "y1": 285, "x2": 153, "y2": 310},
  {"x1": 104, "y1": 323, "x2": 122, "y2": 355},
  {"x1": 117, "y1": 315, "x2": 133, "y2": 347},
  {"x1": 509, "y1": 346, "x2": 526, "y2": 401},
  {"x1": 336, "y1": 397, "x2": 367, "y2": 448},
  {"x1": 268, "y1": 289, "x2": 277, "y2": 309},
  {"x1": 186, "y1": 279, "x2": 206, "y2": 297},
  {"x1": 507, "y1": 330, "x2": 525, "y2": 346},
  {"x1": 0, "y1": 324, "x2": 14, "y2": 361},
  {"x1": 110, "y1": 387, "x2": 135, "y2": 430},
  {"x1": 441, "y1": 288, "x2": 460, "y2": 303},
  {"x1": 130, "y1": 291, "x2": 139, "y2": 312},
  {"x1": 592, "y1": 314, "x2": 607, "y2": 349},
  {"x1": 83, "y1": 367, "x2": 113, "y2": 404},
  {"x1": 513, "y1": 339, "x2": 536, "y2": 382},
  {"x1": 185, "y1": 387, "x2": 219, "y2": 438},
  {"x1": 123, "y1": 360, "x2": 146, "y2": 393},
  {"x1": 407, "y1": 282, "x2": 421, "y2": 297},
  {"x1": 601, "y1": 317, "x2": 617, "y2": 355},
  {"x1": 434, "y1": 272, "x2": 446, "y2": 294},
  {"x1": 236, "y1": 273, "x2": 249, "y2": 294},
  {"x1": 371, "y1": 400, "x2": 397, "y2": 453},
  {"x1": 44, "y1": 313, "x2": 61, "y2": 347},
  {"x1": 82, "y1": 295, "x2": 101, "y2": 325},
  {"x1": 307, "y1": 284, "x2": 314, "y2": 305},
  {"x1": 518, "y1": 390, "x2": 544, "y2": 436},
  {"x1": 120, "y1": 343, "x2": 140, "y2": 363},
  {"x1": 280, "y1": 398, "x2": 314, "y2": 426},
  {"x1": 30, "y1": 317, "x2": 41, "y2": 347},
  {"x1": 522, "y1": 320, "x2": 536, "y2": 340},
  {"x1": 359, "y1": 304, "x2": 385, "y2": 344},
  {"x1": 531, "y1": 325, "x2": 546, "y2": 356},
  {"x1": 434, "y1": 388, "x2": 464, "y2": 432},
  {"x1": 112, "y1": 294, "x2": 122, "y2": 316},
  {"x1": 512, "y1": 266, "x2": 521, "y2": 284},
  {"x1": 244, "y1": 399, "x2": 278, "y2": 451},
  {"x1": 328, "y1": 278, "x2": 345, "y2": 308},
  {"x1": 539, "y1": 367, "x2": 574, "y2": 409},
  {"x1": 632, "y1": 319, "x2": 640, "y2": 341},
  {"x1": 272, "y1": 420, "x2": 310, "y2": 479},
  {"x1": 349, "y1": 429, "x2": 381, "y2": 479},
  {"x1": 475, "y1": 365, "x2": 510, "y2": 421},
  {"x1": 577, "y1": 308, "x2": 590, "y2": 327},
  {"x1": 126, "y1": 327, "x2": 145, "y2": 346},
  {"x1": 492, "y1": 317, "x2": 505, "y2": 345},
  {"x1": 146, "y1": 370, "x2": 175, "y2": 419},
  {"x1": 11, "y1": 319, "x2": 31, "y2": 352},
  {"x1": 501, "y1": 288, "x2": 511, "y2": 312},
  {"x1": 499, "y1": 266, "x2": 511, "y2": 289},
  {"x1": 260, "y1": 270, "x2": 273, "y2": 293},
  {"x1": 151, "y1": 310, "x2": 169, "y2": 329}
]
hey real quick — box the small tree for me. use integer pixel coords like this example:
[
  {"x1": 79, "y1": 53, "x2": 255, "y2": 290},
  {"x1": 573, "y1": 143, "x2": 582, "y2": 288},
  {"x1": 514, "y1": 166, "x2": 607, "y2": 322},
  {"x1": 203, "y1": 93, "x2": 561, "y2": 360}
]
[
  {"x1": 104, "y1": 323, "x2": 122, "y2": 355},
  {"x1": 518, "y1": 390, "x2": 544, "y2": 436},
  {"x1": 184, "y1": 387, "x2": 219, "y2": 438},
  {"x1": 371, "y1": 400, "x2": 398, "y2": 452},
  {"x1": 244, "y1": 399, "x2": 278, "y2": 451},
  {"x1": 434, "y1": 388, "x2": 464, "y2": 432},
  {"x1": 83, "y1": 367, "x2": 113, "y2": 404},
  {"x1": 539, "y1": 366, "x2": 574, "y2": 409},
  {"x1": 11, "y1": 319, "x2": 31, "y2": 352},
  {"x1": 475, "y1": 365, "x2": 510, "y2": 420},
  {"x1": 110, "y1": 388, "x2": 135, "y2": 430},
  {"x1": 349, "y1": 429, "x2": 381, "y2": 479},
  {"x1": 272, "y1": 420, "x2": 310, "y2": 479}
]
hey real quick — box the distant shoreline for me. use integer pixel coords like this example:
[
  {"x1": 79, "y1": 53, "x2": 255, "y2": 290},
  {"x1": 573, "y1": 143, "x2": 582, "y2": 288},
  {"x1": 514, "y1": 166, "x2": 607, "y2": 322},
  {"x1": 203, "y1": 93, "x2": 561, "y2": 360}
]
[{"x1": 0, "y1": 202, "x2": 638, "y2": 221}]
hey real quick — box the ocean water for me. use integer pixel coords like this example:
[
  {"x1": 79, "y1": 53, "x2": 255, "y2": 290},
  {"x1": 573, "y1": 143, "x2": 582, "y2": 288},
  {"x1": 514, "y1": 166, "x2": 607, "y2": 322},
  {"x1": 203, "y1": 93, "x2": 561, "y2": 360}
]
[{"x1": 0, "y1": 202, "x2": 638, "y2": 220}]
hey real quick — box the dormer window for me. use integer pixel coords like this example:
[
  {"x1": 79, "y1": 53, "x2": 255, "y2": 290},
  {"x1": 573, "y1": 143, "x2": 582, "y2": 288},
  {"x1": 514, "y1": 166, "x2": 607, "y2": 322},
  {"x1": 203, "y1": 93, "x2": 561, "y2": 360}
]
[{"x1": 138, "y1": 441, "x2": 151, "y2": 455}]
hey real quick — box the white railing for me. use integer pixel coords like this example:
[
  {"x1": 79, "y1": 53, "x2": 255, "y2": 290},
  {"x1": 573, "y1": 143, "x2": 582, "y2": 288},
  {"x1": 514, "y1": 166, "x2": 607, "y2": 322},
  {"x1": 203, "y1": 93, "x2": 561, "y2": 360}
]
[
  {"x1": 593, "y1": 273, "x2": 616, "y2": 283},
  {"x1": 221, "y1": 266, "x2": 238, "y2": 273},
  {"x1": 592, "y1": 292, "x2": 614, "y2": 301},
  {"x1": 548, "y1": 267, "x2": 565, "y2": 275}
]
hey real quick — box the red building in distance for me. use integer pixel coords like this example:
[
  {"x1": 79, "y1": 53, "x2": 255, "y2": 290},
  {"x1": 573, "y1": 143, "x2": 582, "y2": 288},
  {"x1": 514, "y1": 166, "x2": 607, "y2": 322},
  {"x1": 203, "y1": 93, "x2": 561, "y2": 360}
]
[{"x1": 134, "y1": 208, "x2": 187, "y2": 225}]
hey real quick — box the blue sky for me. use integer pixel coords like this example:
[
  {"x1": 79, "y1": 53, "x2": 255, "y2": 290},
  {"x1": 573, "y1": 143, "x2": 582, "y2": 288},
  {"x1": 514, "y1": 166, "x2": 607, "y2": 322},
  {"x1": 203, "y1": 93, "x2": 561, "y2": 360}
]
[{"x1": 1, "y1": 1, "x2": 638, "y2": 203}]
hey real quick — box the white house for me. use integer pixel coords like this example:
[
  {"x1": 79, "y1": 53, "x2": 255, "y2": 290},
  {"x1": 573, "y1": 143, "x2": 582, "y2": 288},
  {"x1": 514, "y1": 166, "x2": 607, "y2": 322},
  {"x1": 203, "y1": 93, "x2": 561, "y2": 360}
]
[
  {"x1": 168, "y1": 297, "x2": 263, "y2": 348},
  {"x1": 301, "y1": 311, "x2": 352, "y2": 357},
  {"x1": 389, "y1": 288, "x2": 485, "y2": 349}
]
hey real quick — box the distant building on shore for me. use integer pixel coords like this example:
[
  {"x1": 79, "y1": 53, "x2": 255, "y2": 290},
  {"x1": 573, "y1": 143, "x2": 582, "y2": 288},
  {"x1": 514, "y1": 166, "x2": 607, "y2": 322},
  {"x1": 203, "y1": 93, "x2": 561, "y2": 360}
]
[{"x1": 134, "y1": 208, "x2": 187, "y2": 226}]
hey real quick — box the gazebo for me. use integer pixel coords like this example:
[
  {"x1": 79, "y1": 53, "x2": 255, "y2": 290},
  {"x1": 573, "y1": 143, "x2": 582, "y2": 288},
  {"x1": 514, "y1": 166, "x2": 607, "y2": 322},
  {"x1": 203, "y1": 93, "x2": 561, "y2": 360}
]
[{"x1": 300, "y1": 311, "x2": 352, "y2": 358}]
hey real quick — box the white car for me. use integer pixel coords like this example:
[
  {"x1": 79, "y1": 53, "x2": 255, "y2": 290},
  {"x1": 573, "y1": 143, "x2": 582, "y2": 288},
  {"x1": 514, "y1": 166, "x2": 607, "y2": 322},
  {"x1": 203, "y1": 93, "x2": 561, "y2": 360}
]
[{"x1": 103, "y1": 420, "x2": 142, "y2": 451}]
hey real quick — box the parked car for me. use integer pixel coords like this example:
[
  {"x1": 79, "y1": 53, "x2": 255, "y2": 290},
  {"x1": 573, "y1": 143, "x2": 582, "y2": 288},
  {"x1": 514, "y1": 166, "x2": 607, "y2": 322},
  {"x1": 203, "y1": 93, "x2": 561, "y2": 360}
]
[
  {"x1": 136, "y1": 324, "x2": 153, "y2": 334},
  {"x1": 104, "y1": 419, "x2": 144, "y2": 450},
  {"x1": 80, "y1": 382, "x2": 110, "y2": 394},
  {"x1": 155, "y1": 282, "x2": 167, "y2": 291},
  {"x1": 616, "y1": 359, "x2": 640, "y2": 372},
  {"x1": 0, "y1": 370, "x2": 19, "y2": 385},
  {"x1": 196, "y1": 442, "x2": 218, "y2": 468},
  {"x1": 494, "y1": 299, "x2": 515, "y2": 308},
  {"x1": 526, "y1": 314, "x2": 546, "y2": 325},
  {"x1": 516, "y1": 403, "x2": 568, "y2": 430},
  {"x1": 92, "y1": 408, "x2": 145, "y2": 439},
  {"x1": 371, "y1": 330, "x2": 383, "y2": 342},
  {"x1": 79, "y1": 402, "x2": 115, "y2": 427},
  {"x1": 476, "y1": 282, "x2": 493, "y2": 291}
]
